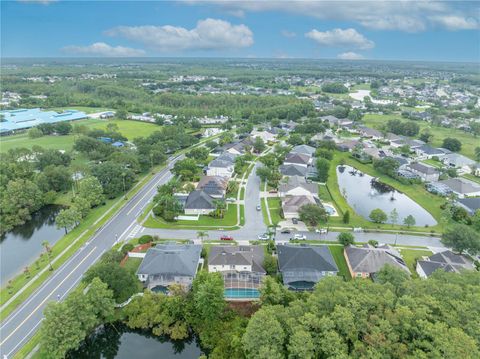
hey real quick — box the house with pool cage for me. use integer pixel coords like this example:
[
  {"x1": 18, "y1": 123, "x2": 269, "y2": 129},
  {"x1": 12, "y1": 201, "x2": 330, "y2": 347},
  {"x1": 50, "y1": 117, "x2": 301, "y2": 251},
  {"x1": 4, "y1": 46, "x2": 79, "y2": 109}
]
[{"x1": 208, "y1": 245, "x2": 266, "y2": 300}]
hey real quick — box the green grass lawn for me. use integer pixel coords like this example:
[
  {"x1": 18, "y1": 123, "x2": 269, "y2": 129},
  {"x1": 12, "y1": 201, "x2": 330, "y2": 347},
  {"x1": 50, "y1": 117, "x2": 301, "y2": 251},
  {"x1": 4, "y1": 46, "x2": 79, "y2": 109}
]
[
  {"x1": 397, "y1": 248, "x2": 433, "y2": 278},
  {"x1": 49, "y1": 106, "x2": 113, "y2": 114},
  {"x1": 328, "y1": 245, "x2": 351, "y2": 280},
  {"x1": 462, "y1": 173, "x2": 480, "y2": 184},
  {"x1": 261, "y1": 199, "x2": 271, "y2": 226},
  {"x1": 143, "y1": 204, "x2": 238, "y2": 229},
  {"x1": 267, "y1": 197, "x2": 282, "y2": 225},
  {"x1": 421, "y1": 159, "x2": 444, "y2": 169},
  {"x1": 325, "y1": 151, "x2": 445, "y2": 233},
  {"x1": 362, "y1": 113, "x2": 478, "y2": 160},
  {"x1": 0, "y1": 119, "x2": 160, "y2": 152},
  {"x1": 123, "y1": 257, "x2": 143, "y2": 274}
]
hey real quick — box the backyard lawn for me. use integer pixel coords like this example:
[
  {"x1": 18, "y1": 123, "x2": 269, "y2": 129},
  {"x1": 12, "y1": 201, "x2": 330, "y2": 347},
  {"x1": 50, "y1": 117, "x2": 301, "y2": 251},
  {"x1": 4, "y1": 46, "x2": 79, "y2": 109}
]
[
  {"x1": 397, "y1": 248, "x2": 433, "y2": 278},
  {"x1": 328, "y1": 245, "x2": 351, "y2": 280},
  {"x1": 143, "y1": 204, "x2": 239, "y2": 229}
]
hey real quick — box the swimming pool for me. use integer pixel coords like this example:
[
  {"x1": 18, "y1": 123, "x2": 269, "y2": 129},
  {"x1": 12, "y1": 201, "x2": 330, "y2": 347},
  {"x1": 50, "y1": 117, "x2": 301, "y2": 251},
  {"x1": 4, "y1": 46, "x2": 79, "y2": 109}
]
[
  {"x1": 323, "y1": 203, "x2": 338, "y2": 216},
  {"x1": 224, "y1": 288, "x2": 260, "y2": 299}
]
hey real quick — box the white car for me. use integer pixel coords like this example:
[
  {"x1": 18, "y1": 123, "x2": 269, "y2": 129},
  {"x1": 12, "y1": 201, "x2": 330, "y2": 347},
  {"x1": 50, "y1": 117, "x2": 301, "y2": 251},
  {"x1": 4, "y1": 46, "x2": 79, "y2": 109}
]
[
  {"x1": 257, "y1": 234, "x2": 269, "y2": 240},
  {"x1": 293, "y1": 234, "x2": 306, "y2": 240},
  {"x1": 315, "y1": 228, "x2": 328, "y2": 234}
]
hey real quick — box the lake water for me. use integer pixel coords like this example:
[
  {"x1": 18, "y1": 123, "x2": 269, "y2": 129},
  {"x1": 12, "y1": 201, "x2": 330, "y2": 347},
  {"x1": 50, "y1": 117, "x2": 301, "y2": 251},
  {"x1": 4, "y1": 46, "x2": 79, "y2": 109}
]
[
  {"x1": 0, "y1": 205, "x2": 65, "y2": 284},
  {"x1": 68, "y1": 324, "x2": 203, "y2": 359},
  {"x1": 336, "y1": 165, "x2": 437, "y2": 226}
]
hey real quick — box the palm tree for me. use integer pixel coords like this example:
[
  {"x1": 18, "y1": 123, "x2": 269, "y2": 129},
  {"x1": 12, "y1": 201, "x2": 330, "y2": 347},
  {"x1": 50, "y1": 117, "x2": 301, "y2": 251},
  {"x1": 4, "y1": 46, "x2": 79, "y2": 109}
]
[
  {"x1": 42, "y1": 240, "x2": 53, "y2": 271},
  {"x1": 197, "y1": 231, "x2": 209, "y2": 241},
  {"x1": 213, "y1": 200, "x2": 227, "y2": 219}
]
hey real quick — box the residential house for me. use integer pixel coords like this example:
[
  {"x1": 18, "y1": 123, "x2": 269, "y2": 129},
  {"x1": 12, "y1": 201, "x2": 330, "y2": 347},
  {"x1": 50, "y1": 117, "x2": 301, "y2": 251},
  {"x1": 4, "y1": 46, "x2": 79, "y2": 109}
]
[
  {"x1": 337, "y1": 139, "x2": 364, "y2": 152},
  {"x1": 456, "y1": 197, "x2": 480, "y2": 215},
  {"x1": 207, "y1": 158, "x2": 235, "y2": 178},
  {"x1": 282, "y1": 195, "x2": 318, "y2": 219},
  {"x1": 284, "y1": 152, "x2": 312, "y2": 167},
  {"x1": 415, "y1": 145, "x2": 445, "y2": 159},
  {"x1": 358, "y1": 126, "x2": 383, "y2": 140},
  {"x1": 278, "y1": 176, "x2": 318, "y2": 198},
  {"x1": 438, "y1": 178, "x2": 480, "y2": 198},
  {"x1": 426, "y1": 182, "x2": 453, "y2": 196},
  {"x1": 277, "y1": 244, "x2": 338, "y2": 291},
  {"x1": 209, "y1": 245, "x2": 266, "y2": 299},
  {"x1": 196, "y1": 176, "x2": 228, "y2": 199},
  {"x1": 184, "y1": 190, "x2": 216, "y2": 215},
  {"x1": 136, "y1": 243, "x2": 202, "y2": 291},
  {"x1": 251, "y1": 129, "x2": 277, "y2": 143},
  {"x1": 416, "y1": 250, "x2": 474, "y2": 278},
  {"x1": 280, "y1": 164, "x2": 308, "y2": 177},
  {"x1": 406, "y1": 162, "x2": 440, "y2": 182},
  {"x1": 290, "y1": 144, "x2": 316, "y2": 157},
  {"x1": 442, "y1": 153, "x2": 476, "y2": 172},
  {"x1": 344, "y1": 244, "x2": 410, "y2": 279}
]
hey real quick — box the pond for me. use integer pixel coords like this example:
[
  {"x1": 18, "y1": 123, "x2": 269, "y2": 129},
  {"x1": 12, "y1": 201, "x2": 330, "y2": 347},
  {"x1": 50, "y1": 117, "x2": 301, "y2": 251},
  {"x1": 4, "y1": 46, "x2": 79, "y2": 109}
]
[
  {"x1": 0, "y1": 205, "x2": 65, "y2": 285},
  {"x1": 336, "y1": 165, "x2": 437, "y2": 226},
  {"x1": 68, "y1": 324, "x2": 203, "y2": 359}
]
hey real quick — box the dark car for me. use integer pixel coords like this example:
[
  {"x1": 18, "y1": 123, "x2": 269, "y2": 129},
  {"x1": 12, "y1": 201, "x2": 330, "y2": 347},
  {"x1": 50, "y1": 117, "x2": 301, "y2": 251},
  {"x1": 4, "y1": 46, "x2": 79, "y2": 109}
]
[
  {"x1": 281, "y1": 229, "x2": 291, "y2": 234},
  {"x1": 292, "y1": 218, "x2": 298, "y2": 224}
]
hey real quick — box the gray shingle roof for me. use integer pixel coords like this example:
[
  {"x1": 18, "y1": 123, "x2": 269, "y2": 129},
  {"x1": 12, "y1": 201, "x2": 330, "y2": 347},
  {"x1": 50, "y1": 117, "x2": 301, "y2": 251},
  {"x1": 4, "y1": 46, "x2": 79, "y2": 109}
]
[
  {"x1": 184, "y1": 190, "x2": 215, "y2": 210},
  {"x1": 457, "y1": 197, "x2": 480, "y2": 213},
  {"x1": 277, "y1": 244, "x2": 338, "y2": 284},
  {"x1": 137, "y1": 243, "x2": 202, "y2": 277},
  {"x1": 291, "y1": 145, "x2": 316, "y2": 156},
  {"x1": 209, "y1": 245, "x2": 265, "y2": 273},
  {"x1": 408, "y1": 162, "x2": 439, "y2": 175},
  {"x1": 285, "y1": 152, "x2": 311, "y2": 165},
  {"x1": 279, "y1": 176, "x2": 318, "y2": 195},
  {"x1": 280, "y1": 164, "x2": 308, "y2": 177},
  {"x1": 345, "y1": 244, "x2": 410, "y2": 274},
  {"x1": 196, "y1": 176, "x2": 228, "y2": 196},
  {"x1": 209, "y1": 159, "x2": 233, "y2": 168},
  {"x1": 439, "y1": 178, "x2": 480, "y2": 194}
]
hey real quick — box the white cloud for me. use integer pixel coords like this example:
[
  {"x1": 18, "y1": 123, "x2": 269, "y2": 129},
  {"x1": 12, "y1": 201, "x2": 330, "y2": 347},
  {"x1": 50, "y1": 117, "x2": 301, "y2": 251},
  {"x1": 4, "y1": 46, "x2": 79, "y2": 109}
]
[
  {"x1": 186, "y1": 1, "x2": 479, "y2": 32},
  {"x1": 337, "y1": 52, "x2": 365, "y2": 60},
  {"x1": 105, "y1": 18, "x2": 254, "y2": 52},
  {"x1": 281, "y1": 30, "x2": 296, "y2": 38},
  {"x1": 62, "y1": 42, "x2": 146, "y2": 57},
  {"x1": 305, "y1": 28, "x2": 374, "y2": 49},
  {"x1": 429, "y1": 15, "x2": 479, "y2": 30},
  {"x1": 17, "y1": 0, "x2": 57, "y2": 4}
]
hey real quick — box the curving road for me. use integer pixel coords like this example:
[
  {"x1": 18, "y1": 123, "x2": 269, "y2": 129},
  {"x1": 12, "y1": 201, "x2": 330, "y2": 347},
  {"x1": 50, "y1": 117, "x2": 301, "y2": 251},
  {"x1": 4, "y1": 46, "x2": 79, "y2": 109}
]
[{"x1": 0, "y1": 156, "x2": 444, "y2": 357}]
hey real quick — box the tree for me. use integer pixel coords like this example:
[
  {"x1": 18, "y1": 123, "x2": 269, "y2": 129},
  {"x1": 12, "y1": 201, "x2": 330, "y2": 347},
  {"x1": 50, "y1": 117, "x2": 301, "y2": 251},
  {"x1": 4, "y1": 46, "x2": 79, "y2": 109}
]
[
  {"x1": 403, "y1": 214, "x2": 416, "y2": 228},
  {"x1": 263, "y1": 254, "x2": 278, "y2": 275},
  {"x1": 389, "y1": 208, "x2": 399, "y2": 227},
  {"x1": 342, "y1": 210, "x2": 350, "y2": 224},
  {"x1": 172, "y1": 158, "x2": 199, "y2": 181},
  {"x1": 256, "y1": 166, "x2": 271, "y2": 182},
  {"x1": 72, "y1": 197, "x2": 91, "y2": 218},
  {"x1": 321, "y1": 82, "x2": 348, "y2": 94},
  {"x1": 55, "y1": 207, "x2": 81, "y2": 233},
  {"x1": 373, "y1": 157, "x2": 400, "y2": 177},
  {"x1": 441, "y1": 224, "x2": 480, "y2": 255},
  {"x1": 54, "y1": 121, "x2": 72, "y2": 135},
  {"x1": 472, "y1": 210, "x2": 480, "y2": 231},
  {"x1": 369, "y1": 208, "x2": 387, "y2": 224},
  {"x1": 91, "y1": 162, "x2": 135, "y2": 198},
  {"x1": 36, "y1": 149, "x2": 71, "y2": 170},
  {"x1": 192, "y1": 272, "x2": 225, "y2": 323},
  {"x1": 337, "y1": 232, "x2": 355, "y2": 246},
  {"x1": 299, "y1": 204, "x2": 328, "y2": 226},
  {"x1": 316, "y1": 158, "x2": 330, "y2": 182},
  {"x1": 375, "y1": 264, "x2": 409, "y2": 294},
  {"x1": 287, "y1": 133, "x2": 303, "y2": 146},
  {"x1": 442, "y1": 137, "x2": 462, "y2": 152},
  {"x1": 153, "y1": 194, "x2": 183, "y2": 221},
  {"x1": 186, "y1": 147, "x2": 210, "y2": 162},
  {"x1": 77, "y1": 176, "x2": 104, "y2": 207},
  {"x1": 197, "y1": 231, "x2": 209, "y2": 241},
  {"x1": 475, "y1": 147, "x2": 480, "y2": 162},
  {"x1": 37, "y1": 165, "x2": 72, "y2": 192},
  {"x1": 83, "y1": 260, "x2": 139, "y2": 303},
  {"x1": 253, "y1": 137, "x2": 266, "y2": 153},
  {"x1": 42, "y1": 240, "x2": 53, "y2": 271},
  {"x1": 28, "y1": 127, "x2": 43, "y2": 139},
  {"x1": 419, "y1": 129, "x2": 433, "y2": 143}
]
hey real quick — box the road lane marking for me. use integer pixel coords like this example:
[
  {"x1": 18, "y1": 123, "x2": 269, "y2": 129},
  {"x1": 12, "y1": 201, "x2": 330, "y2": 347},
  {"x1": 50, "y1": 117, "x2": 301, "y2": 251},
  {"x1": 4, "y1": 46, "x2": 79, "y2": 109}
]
[
  {"x1": 0, "y1": 246, "x2": 97, "y2": 347},
  {"x1": 5, "y1": 318, "x2": 43, "y2": 357},
  {"x1": 126, "y1": 171, "x2": 172, "y2": 216}
]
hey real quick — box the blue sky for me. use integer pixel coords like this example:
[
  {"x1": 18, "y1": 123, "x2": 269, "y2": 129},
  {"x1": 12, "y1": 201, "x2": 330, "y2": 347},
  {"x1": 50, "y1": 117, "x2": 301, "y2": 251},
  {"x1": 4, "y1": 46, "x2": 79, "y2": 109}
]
[{"x1": 1, "y1": 0, "x2": 479, "y2": 62}]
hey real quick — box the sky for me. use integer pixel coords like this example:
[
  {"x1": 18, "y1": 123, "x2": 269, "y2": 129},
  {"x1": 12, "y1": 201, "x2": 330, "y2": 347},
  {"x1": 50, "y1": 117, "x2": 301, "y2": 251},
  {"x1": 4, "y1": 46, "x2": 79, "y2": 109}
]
[{"x1": 1, "y1": 0, "x2": 479, "y2": 62}]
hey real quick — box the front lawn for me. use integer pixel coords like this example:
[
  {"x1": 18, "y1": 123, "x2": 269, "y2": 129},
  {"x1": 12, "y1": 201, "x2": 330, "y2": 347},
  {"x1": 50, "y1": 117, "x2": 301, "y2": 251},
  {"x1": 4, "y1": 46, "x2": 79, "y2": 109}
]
[
  {"x1": 143, "y1": 204, "x2": 238, "y2": 229},
  {"x1": 267, "y1": 197, "x2": 282, "y2": 225}
]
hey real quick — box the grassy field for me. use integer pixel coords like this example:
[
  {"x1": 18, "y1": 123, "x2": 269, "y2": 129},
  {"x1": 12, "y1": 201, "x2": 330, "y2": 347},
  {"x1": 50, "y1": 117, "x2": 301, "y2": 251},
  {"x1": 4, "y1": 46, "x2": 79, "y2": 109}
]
[
  {"x1": 143, "y1": 204, "x2": 238, "y2": 229},
  {"x1": 398, "y1": 248, "x2": 433, "y2": 278},
  {"x1": 49, "y1": 106, "x2": 112, "y2": 114},
  {"x1": 325, "y1": 151, "x2": 445, "y2": 233},
  {"x1": 328, "y1": 245, "x2": 351, "y2": 280},
  {"x1": 462, "y1": 173, "x2": 480, "y2": 184},
  {"x1": 267, "y1": 197, "x2": 282, "y2": 225},
  {"x1": 362, "y1": 113, "x2": 478, "y2": 160},
  {"x1": 421, "y1": 158, "x2": 444, "y2": 168},
  {"x1": 0, "y1": 119, "x2": 161, "y2": 152}
]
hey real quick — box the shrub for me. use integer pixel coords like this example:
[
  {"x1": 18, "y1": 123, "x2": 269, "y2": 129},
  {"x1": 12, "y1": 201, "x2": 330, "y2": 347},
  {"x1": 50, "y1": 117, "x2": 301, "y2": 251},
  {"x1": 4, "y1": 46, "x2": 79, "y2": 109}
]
[
  {"x1": 138, "y1": 235, "x2": 153, "y2": 244},
  {"x1": 121, "y1": 243, "x2": 134, "y2": 255}
]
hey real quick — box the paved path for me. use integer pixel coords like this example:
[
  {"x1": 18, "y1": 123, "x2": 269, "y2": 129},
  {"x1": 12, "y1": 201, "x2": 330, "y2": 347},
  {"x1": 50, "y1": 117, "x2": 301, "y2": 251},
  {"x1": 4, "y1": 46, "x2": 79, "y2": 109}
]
[{"x1": 0, "y1": 156, "x2": 181, "y2": 358}]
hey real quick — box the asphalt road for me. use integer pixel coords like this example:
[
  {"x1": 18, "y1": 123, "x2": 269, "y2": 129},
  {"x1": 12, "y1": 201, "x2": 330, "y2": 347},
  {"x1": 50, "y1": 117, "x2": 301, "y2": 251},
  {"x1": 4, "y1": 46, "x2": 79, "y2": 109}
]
[
  {"x1": 0, "y1": 157, "x2": 445, "y2": 357},
  {"x1": 0, "y1": 156, "x2": 179, "y2": 358}
]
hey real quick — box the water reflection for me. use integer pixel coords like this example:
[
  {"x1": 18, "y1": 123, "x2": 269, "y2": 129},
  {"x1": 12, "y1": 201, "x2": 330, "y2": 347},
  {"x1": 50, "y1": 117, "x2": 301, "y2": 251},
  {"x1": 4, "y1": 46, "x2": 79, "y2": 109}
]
[
  {"x1": 336, "y1": 165, "x2": 437, "y2": 226},
  {"x1": 68, "y1": 323, "x2": 202, "y2": 359},
  {"x1": 0, "y1": 205, "x2": 64, "y2": 284}
]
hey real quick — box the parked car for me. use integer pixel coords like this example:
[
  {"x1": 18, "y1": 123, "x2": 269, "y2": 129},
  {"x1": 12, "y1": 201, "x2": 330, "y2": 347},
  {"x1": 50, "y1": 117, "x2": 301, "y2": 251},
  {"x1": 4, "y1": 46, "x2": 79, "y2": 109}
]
[
  {"x1": 292, "y1": 218, "x2": 298, "y2": 224},
  {"x1": 293, "y1": 234, "x2": 306, "y2": 240},
  {"x1": 353, "y1": 227, "x2": 363, "y2": 233},
  {"x1": 257, "y1": 233, "x2": 269, "y2": 240},
  {"x1": 281, "y1": 229, "x2": 291, "y2": 234},
  {"x1": 220, "y1": 235, "x2": 234, "y2": 241},
  {"x1": 226, "y1": 197, "x2": 236, "y2": 202},
  {"x1": 315, "y1": 228, "x2": 328, "y2": 234},
  {"x1": 268, "y1": 190, "x2": 278, "y2": 194},
  {"x1": 256, "y1": 205, "x2": 261, "y2": 211}
]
